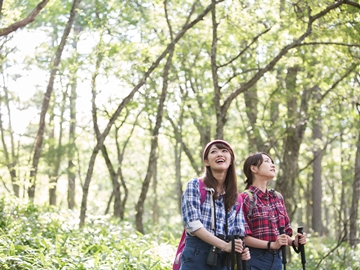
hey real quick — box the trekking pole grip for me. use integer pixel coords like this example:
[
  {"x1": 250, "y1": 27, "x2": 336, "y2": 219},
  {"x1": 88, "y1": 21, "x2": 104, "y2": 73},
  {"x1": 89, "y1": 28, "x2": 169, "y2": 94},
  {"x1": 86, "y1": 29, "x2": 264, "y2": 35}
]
[
  {"x1": 239, "y1": 236, "x2": 247, "y2": 270},
  {"x1": 297, "y1": 226, "x2": 306, "y2": 270},
  {"x1": 279, "y1": 227, "x2": 287, "y2": 270}
]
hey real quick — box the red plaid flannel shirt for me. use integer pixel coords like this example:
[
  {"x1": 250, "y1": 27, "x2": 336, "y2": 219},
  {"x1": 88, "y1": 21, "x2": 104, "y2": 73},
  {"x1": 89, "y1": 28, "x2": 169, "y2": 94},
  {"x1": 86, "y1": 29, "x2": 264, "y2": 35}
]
[{"x1": 242, "y1": 185, "x2": 293, "y2": 241}]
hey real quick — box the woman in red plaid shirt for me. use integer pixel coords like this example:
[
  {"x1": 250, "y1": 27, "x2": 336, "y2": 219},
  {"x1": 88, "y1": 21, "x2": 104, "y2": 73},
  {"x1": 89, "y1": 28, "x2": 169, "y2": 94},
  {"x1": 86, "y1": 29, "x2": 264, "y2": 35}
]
[{"x1": 240, "y1": 152, "x2": 307, "y2": 270}]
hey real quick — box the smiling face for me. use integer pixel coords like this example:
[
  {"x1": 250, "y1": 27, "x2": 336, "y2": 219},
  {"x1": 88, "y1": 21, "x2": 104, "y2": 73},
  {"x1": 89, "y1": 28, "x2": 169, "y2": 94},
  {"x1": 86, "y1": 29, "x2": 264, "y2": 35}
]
[
  {"x1": 251, "y1": 154, "x2": 276, "y2": 180},
  {"x1": 204, "y1": 144, "x2": 232, "y2": 172}
]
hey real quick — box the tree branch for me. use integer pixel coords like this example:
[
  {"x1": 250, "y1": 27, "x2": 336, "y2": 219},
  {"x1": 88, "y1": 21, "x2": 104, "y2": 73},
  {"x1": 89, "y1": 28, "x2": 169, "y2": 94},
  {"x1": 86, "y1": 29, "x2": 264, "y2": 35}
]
[
  {"x1": 0, "y1": 0, "x2": 50, "y2": 37},
  {"x1": 221, "y1": 0, "x2": 346, "y2": 113}
]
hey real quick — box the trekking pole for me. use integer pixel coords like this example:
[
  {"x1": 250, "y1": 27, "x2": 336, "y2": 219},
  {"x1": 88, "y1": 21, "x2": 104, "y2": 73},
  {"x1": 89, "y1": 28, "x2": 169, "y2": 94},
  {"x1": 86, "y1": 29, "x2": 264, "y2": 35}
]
[
  {"x1": 297, "y1": 227, "x2": 306, "y2": 270},
  {"x1": 233, "y1": 235, "x2": 243, "y2": 270},
  {"x1": 239, "y1": 236, "x2": 247, "y2": 270},
  {"x1": 279, "y1": 227, "x2": 287, "y2": 270}
]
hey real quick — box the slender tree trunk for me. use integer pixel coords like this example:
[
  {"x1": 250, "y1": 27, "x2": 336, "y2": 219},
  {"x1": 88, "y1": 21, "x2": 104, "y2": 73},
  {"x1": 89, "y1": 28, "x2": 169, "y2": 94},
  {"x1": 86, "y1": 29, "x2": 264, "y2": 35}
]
[
  {"x1": 48, "y1": 106, "x2": 57, "y2": 205},
  {"x1": 89, "y1": 38, "x2": 119, "y2": 217},
  {"x1": 210, "y1": 1, "x2": 344, "y2": 141},
  {"x1": 349, "y1": 115, "x2": 360, "y2": 247},
  {"x1": 115, "y1": 113, "x2": 139, "y2": 219},
  {"x1": 67, "y1": 26, "x2": 80, "y2": 210},
  {"x1": 28, "y1": 0, "x2": 82, "y2": 200},
  {"x1": 275, "y1": 67, "x2": 312, "y2": 220},
  {"x1": 168, "y1": 113, "x2": 184, "y2": 213},
  {"x1": 48, "y1": 90, "x2": 66, "y2": 206},
  {"x1": 135, "y1": 49, "x2": 173, "y2": 233},
  {"x1": 0, "y1": 86, "x2": 19, "y2": 197},
  {"x1": 312, "y1": 88, "x2": 323, "y2": 235},
  {"x1": 339, "y1": 130, "x2": 347, "y2": 239},
  {"x1": 152, "y1": 163, "x2": 159, "y2": 223},
  {"x1": 80, "y1": 3, "x2": 218, "y2": 227},
  {"x1": 306, "y1": 173, "x2": 311, "y2": 229}
]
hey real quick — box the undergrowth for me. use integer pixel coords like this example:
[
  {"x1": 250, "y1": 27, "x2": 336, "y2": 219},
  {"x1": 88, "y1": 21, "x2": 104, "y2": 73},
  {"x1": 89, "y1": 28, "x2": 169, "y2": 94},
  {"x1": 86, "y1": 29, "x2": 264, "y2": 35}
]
[{"x1": 0, "y1": 196, "x2": 358, "y2": 269}]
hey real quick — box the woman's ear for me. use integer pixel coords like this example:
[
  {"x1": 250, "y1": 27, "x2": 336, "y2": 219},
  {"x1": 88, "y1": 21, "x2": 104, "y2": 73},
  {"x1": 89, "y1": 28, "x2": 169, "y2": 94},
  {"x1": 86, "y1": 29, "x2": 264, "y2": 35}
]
[
  {"x1": 204, "y1": 159, "x2": 209, "y2": 166},
  {"x1": 250, "y1": 165, "x2": 257, "y2": 174}
]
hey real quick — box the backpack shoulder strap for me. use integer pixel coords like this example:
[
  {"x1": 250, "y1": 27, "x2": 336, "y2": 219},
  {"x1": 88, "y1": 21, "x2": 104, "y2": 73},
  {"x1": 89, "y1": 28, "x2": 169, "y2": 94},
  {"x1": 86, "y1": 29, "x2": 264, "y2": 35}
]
[
  {"x1": 243, "y1": 189, "x2": 256, "y2": 218},
  {"x1": 198, "y1": 178, "x2": 207, "y2": 205},
  {"x1": 235, "y1": 194, "x2": 242, "y2": 213},
  {"x1": 269, "y1": 189, "x2": 283, "y2": 200}
]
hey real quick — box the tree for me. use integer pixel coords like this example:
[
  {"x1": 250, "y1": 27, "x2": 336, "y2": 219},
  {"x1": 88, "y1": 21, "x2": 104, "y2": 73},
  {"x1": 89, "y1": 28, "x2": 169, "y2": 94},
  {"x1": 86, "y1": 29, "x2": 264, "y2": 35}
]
[
  {"x1": 0, "y1": 0, "x2": 50, "y2": 37},
  {"x1": 79, "y1": 0, "x2": 224, "y2": 227},
  {"x1": 28, "y1": 0, "x2": 82, "y2": 200},
  {"x1": 135, "y1": 40, "x2": 174, "y2": 233},
  {"x1": 0, "y1": 80, "x2": 19, "y2": 197},
  {"x1": 312, "y1": 87, "x2": 323, "y2": 235},
  {"x1": 349, "y1": 104, "x2": 360, "y2": 247}
]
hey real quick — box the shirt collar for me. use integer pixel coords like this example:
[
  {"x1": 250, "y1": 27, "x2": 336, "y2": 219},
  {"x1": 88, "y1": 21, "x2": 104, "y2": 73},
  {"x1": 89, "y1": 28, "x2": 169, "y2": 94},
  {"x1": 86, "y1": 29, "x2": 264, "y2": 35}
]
[{"x1": 249, "y1": 185, "x2": 274, "y2": 199}]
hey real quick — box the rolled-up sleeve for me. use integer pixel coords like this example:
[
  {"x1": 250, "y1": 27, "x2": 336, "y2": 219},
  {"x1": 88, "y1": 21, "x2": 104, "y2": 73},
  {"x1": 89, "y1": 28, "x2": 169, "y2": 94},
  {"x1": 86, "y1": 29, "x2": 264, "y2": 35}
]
[
  {"x1": 181, "y1": 179, "x2": 204, "y2": 234},
  {"x1": 234, "y1": 206, "x2": 246, "y2": 236}
]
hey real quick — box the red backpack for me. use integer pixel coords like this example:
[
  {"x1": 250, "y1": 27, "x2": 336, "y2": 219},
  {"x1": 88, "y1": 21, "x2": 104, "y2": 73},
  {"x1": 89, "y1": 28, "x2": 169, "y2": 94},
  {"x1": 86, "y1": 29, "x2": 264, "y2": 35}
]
[{"x1": 172, "y1": 179, "x2": 243, "y2": 270}]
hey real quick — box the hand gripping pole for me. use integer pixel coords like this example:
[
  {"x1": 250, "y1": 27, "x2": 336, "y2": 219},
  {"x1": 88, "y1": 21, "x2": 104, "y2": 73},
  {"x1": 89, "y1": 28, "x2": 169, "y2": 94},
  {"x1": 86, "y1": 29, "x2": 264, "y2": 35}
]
[
  {"x1": 279, "y1": 227, "x2": 287, "y2": 270},
  {"x1": 239, "y1": 236, "x2": 247, "y2": 270},
  {"x1": 297, "y1": 227, "x2": 306, "y2": 270}
]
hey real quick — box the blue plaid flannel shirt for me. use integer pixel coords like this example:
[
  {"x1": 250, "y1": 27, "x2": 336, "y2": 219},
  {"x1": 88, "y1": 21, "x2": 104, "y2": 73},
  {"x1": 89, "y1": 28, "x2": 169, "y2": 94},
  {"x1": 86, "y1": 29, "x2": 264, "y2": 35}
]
[{"x1": 181, "y1": 178, "x2": 246, "y2": 237}]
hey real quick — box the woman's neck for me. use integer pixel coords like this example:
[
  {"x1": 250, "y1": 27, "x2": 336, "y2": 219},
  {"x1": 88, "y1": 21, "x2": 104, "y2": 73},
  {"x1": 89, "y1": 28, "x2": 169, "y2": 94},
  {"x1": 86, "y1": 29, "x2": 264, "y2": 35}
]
[
  {"x1": 212, "y1": 171, "x2": 226, "y2": 193},
  {"x1": 252, "y1": 178, "x2": 268, "y2": 192}
]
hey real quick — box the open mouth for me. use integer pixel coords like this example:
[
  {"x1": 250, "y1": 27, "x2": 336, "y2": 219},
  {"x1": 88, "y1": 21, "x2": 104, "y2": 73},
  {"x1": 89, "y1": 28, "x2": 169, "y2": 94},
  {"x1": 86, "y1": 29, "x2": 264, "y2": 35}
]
[{"x1": 215, "y1": 159, "x2": 225, "y2": 164}]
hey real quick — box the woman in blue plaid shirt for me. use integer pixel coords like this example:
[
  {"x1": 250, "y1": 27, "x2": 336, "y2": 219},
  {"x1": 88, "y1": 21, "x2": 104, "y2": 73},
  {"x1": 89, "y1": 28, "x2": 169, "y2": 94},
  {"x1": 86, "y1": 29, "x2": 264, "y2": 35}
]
[{"x1": 180, "y1": 140, "x2": 250, "y2": 270}]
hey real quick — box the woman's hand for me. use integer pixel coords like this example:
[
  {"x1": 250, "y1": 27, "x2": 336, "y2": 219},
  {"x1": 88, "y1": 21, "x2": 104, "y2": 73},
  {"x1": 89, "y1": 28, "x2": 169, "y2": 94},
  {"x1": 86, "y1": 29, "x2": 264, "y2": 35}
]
[
  {"x1": 223, "y1": 239, "x2": 243, "y2": 253},
  {"x1": 273, "y1": 233, "x2": 289, "y2": 249},
  {"x1": 295, "y1": 232, "x2": 307, "y2": 246},
  {"x1": 241, "y1": 247, "x2": 250, "y2": 260}
]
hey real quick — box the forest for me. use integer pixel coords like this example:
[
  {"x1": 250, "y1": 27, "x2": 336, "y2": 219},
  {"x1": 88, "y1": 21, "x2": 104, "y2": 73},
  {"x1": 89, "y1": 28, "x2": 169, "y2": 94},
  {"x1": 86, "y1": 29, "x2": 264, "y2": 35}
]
[{"x1": 0, "y1": 0, "x2": 359, "y2": 269}]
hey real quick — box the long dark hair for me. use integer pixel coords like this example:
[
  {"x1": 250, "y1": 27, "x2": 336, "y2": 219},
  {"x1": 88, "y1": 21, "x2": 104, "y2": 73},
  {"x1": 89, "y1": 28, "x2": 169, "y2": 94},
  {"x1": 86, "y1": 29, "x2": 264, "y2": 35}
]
[
  {"x1": 202, "y1": 142, "x2": 237, "y2": 211},
  {"x1": 243, "y1": 152, "x2": 274, "y2": 189}
]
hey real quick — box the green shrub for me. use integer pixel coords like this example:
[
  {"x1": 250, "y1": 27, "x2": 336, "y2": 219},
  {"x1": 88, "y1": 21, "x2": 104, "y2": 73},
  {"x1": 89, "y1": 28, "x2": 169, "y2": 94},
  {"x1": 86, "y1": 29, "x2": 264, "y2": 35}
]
[
  {"x1": 0, "y1": 196, "x2": 172, "y2": 269},
  {"x1": 1, "y1": 196, "x2": 358, "y2": 269}
]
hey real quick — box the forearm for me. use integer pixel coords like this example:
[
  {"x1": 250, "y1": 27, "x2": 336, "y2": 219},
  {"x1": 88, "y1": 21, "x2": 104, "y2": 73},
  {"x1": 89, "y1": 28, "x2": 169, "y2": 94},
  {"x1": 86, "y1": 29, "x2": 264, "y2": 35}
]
[
  {"x1": 288, "y1": 237, "x2": 294, "y2": 246},
  {"x1": 245, "y1": 235, "x2": 287, "y2": 250},
  {"x1": 244, "y1": 236, "x2": 268, "y2": 249},
  {"x1": 193, "y1": 228, "x2": 227, "y2": 250}
]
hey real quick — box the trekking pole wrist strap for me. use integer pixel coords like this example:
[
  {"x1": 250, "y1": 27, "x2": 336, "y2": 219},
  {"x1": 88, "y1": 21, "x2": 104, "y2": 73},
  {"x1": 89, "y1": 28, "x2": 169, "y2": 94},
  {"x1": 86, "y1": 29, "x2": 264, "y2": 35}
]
[{"x1": 292, "y1": 240, "x2": 300, "y2": 253}]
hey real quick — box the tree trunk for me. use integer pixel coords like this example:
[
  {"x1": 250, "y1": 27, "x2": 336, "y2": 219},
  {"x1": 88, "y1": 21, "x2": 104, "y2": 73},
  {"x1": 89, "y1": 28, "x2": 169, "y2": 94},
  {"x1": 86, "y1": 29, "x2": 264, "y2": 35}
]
[
  {"x1": 211, "y1": 2, "x2": 343, "y2": 141},
  {"x1": 0, "y1": 86, "x2": 19, "y2": 197},
  {"x1": 311, "y1": 87, "x2": 323, "y2": 235},
  {"x1": 349, "y1": 115, "x2": 360, "y2": 247},
  {"x1": 79, "y1": 3, "x2": 217, "y2": 227},
  {"x1": 135, "y1": 49, "x2": 173, "y2": 233},
  {"x1": 28, "y1": 0, "x2": 82, "y2": 200},
  {"x1": 67, "y1": 25, "x2": 81, "y2": 210},
  {"x1": 115, "y1": 112, "x2": 140, "y2": 219},
  {"x1": 338, "y1": 130, "x2": 348, "y2": 240},
  {"x1": 48, "y1": 106, "x2": 57, "y2": 205},
  {"x1": 306, "y1": 173, "x2": 311, "y2": 229},
  {"x1": 168, "y1": 113, "x2": 185, "y2": 213},
  {"x1": 275, "y1": 67, "x2": 312, "y2": 220},
  {"x1": 152, "y1": 163, "x2": 159, "y2": 224},
  {"x1": 49, "y1": 90, "x2": 66, "y2": 206}
]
